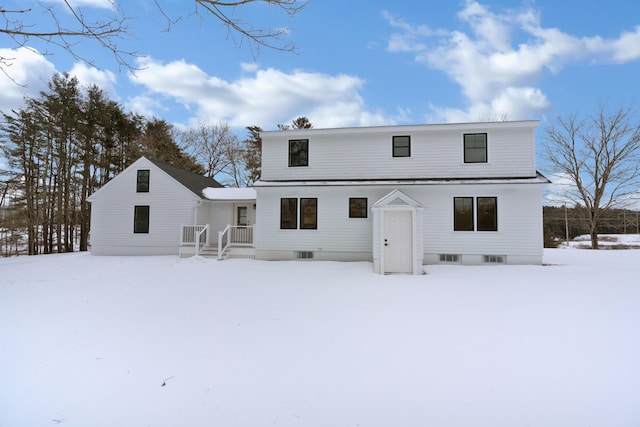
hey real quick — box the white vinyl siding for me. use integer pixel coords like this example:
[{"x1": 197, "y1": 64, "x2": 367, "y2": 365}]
[
  {"x1": 422, "y1": 184, "x2": 544, "y2": 264},
  {"x1": 261, "y1": 121, "x2": 537, "y2": 182},
  {"x1": 255, "y1": 181, "x2": 544, "y2": 265},
  {"x1": 89, "y1": 158, "x2": 200, "y2": 255}
]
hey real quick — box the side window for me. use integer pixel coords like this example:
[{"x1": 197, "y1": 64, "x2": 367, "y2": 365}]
[
  {"x1": 289, "y1": 139, "x2": 309, "y2": 167},
  {"x1": 453, "y1": 197, "x2": 474, "y2": 231},
  {"x1": 300, "y1": 198, "x2": 318, "y2": 229},
  {"x1": 134, "y1": 205, "x2": 150, "y2": 233},
  {"x1": 280, "y1": 198, "x2": 297, "y2": 229},
  {"x1": 463, "y1": 133, "x2": 487, "y2": 163},
  {"x1": 392, "y1": 135, "x2": 411, "y2": 157},
  {"x1": 477, "y1": 197, "x2": 497, "y2": 231},
  {"x1": 349, "y1": 198, "x2": 367, "y2": 218},
  {"x1": 137, "y1": 169, "x2": 150, "y2": 192}
]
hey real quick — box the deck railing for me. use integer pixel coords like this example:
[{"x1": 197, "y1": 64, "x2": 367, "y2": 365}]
[
  {"x1": 218, "y1": 225, "x2": 254, "y2": 260},
  {"x1": 194, "y1": 224, "x2": 209, "y2": 257},
  {"x1": 181, "y1": 224, "x2": 209, "y2": 246}
]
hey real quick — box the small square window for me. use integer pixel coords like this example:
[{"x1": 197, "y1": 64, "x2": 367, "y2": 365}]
[
  {"x1": 300, "y1": 198, "x2": 317, "y2": 229},
  {"x1": 289, "y1": 139, "x2": 308, "y2": 167},
  {"x1": 349, "y1": 198, "x2": 367, "y2": 218},
  {"x1": 464, "y1": 133, "x2": 487, "y2": 163},
  {"x1": 392, "y1": 135, "x2": 411, "y2": 157},
  {"x1": 134, "y1": 205, "x2": 149, "y2": 233},
  {"x1": 280, "y1": 198, "x2": 297, "y2": 229},
  {"x1": 137, "y1": 170, "x2": 150, "y2": 192}
]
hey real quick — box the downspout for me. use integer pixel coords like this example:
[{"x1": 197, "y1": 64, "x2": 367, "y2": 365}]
[
  {"x1": 193, "y1": 198, "x2": 203, "y2": 257},
  {"x1": 193, "y1": 198, "x2": 202, "y2": 225}
]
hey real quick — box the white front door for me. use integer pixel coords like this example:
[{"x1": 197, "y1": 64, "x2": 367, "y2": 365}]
[{"x1": 383, "y1": 210, "x2": 413, "y2": 274}]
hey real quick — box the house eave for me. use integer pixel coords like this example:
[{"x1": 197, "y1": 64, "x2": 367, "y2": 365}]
[{"x1": 255, "y1": 173, "x2": 550, "y2": 187}]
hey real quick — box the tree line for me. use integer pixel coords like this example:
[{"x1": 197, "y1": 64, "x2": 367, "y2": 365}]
[
  {"x1": 543, "y1": 205, "x2": 640, "y2": 247},
  {"x1": 0, "y1": 73, "x2": 309, "y2": 256}
]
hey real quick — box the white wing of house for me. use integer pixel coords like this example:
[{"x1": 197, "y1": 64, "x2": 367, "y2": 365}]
[{"x1": 88, "y1": 157, "x2": 256, "y2": 257}]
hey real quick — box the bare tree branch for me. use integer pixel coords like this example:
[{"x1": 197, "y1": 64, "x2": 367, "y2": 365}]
[
  {"x1": 1, "y1": 0, "x2": 307, "y2": 74},
  {"x1": 544, "y1": 103, "x2": 640, "y2": 249}
]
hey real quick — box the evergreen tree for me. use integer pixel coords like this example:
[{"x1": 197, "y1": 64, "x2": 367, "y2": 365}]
[{"x1": 243, "y1": 126, "x2": 263, "y2": 184}]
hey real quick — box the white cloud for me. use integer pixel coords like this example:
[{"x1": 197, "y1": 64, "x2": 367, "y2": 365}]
[
  {"x1": 241, "y1": 62, "x2": 260, "y2": 73},
  {"x1": 0, "y1": 47, "x2": 56, "y2": 114},
  {"x1": 69, "y1": 63, "x2": 117, "y2": 99},
  {"x1": 386, "y1": 0, "x2": 640, "y2": 122},
  {"x1": 543, "y1": 172, "x2": 578, "y2": 207},
  {"x1": 125, "y1": 95, "x2": 165, "y2": 119},
  {"x1": 383, "y1": 10, "x2": 447, "y2": 53},
  {"x1": 129, "y1": 57, "x2": 394, "y2": 129}
]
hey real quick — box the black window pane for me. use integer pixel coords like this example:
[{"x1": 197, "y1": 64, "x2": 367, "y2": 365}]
[
  {"x1": 289, "y1": 139, "x2": 308, "y2": 167},
  {"x1": 280, "y1": 198, "x2": 297, "y2": 229},
  {"x1": 454, "y1": 197, "x2": 474, "y2": 231},
  {"x1": 349, "y1": 198, "x2": 367, "y2": 218},
  {"x1": 137, "y1": 170, "x2": 150, "y2": 192},
  {"x1": 477, "y1": 197, "x2": 497, "y2": 231},
  {"x1": 464, "y1": 133, "x2": 487, "y2": 163},
  {"x1": 300, "y1": 198, "x2": 317, "y2": 229},
  {"x1": 393, "y1": 135, "x2": 411, "y2": 157},
  {"x1": 134, "y1": 205, "x2": 149, "y2": 233}
]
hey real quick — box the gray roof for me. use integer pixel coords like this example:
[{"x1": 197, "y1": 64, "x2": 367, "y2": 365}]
[{"x1": 148, "y1": 158, "x2": 223, "y2": 198}]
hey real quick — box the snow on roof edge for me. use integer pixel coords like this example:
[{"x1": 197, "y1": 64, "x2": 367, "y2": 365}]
[{"x1": 202, "y1": 187, "x2": 256, "y2": 200}]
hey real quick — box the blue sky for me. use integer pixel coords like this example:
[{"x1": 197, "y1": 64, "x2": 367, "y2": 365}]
[{"x1": 1, "y1": 1, "x2": 640, "y2": 146}]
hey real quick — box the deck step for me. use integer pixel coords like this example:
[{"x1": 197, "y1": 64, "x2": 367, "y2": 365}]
[{"x1": 189, "y1": 245, "x2": 256, "y2": 260}]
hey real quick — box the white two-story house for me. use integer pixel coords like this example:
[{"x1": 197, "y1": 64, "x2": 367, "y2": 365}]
[{"x1": 254, "y1": 120, "x2": 549, "y2": 274}]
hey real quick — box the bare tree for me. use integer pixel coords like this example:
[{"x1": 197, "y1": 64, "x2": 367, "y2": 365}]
[
  {"x1": 1, "y1": 0, "x2": 307, "y2": 73},
  {"x1": 1, "y1": 2, "x2": 130, "y2": 73},
  {"x1": 543, "y1": 103, "x2": 640, "y2": 249},
  {"x1": 179, "y1": 122, "x2": 241, "y2": 182}
]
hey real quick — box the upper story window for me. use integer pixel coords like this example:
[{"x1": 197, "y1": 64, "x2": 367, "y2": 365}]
[
  {"x1": 392, "y1": 135, "x2": 411, "y2": 157},
  {"x1": 463, "y1": 133, "x2": 487, "y2": 163},
  {"x1": 137, "y1": 169, "x2": 150, "y2": 192},
  {"x1": 349, "y1": 198, "x2": 367, "y2": 218},
  {"x1": 289, "y1": 139, "x2": 308, "y2": 167}
]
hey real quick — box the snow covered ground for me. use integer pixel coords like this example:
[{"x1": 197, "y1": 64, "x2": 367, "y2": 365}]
[
  {"x1": 1, "y1": 246, "x2": 639, "y2": 427},
  {"x1": 562, "y1": 233, "x2": 640, "y2": 249}
]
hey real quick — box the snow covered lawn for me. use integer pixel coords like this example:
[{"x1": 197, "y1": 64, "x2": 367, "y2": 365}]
[{"x1": 1, "y1": 249, "x2": 639, "y2": 426}]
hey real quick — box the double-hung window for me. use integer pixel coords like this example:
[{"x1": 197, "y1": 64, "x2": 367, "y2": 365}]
[
  {"x1": 137, "y1": 170, "x2": 150, "y2": 192},
  {"x1": 280, "y1": 198, "x2": 318, "y2": 229},
  {"x1": 300, "y1": 198, "x2": 317, "y2": 229},
  {"x1": 134, "y1": 205, "x2": 150, "y2": 233},
  {"x1": 280, "y1": 198, "x2": 297, "y2": 229},
  {"x1": 289, "y1": 139, "x2": 309, "y2": 167},
  {"x1": 392, "y1": 135, "x2": 411, "y2": 157},
  {"x1": 454, "y1": 197, "x2": 474, "y2": 231},
  {"x1": 463, "y1": 133, "x2": 487, "y2": 163},
  {"x1": 477, "y1": 197, "x2": 497, "y2": 231},
  {"x1": 454, "y1": 197, "x2": 497, "y2": 231}
]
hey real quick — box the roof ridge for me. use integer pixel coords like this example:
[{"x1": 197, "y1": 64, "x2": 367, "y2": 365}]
[{"x1": 147, "y1": 158, "x2": 223, "y2": 198}]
